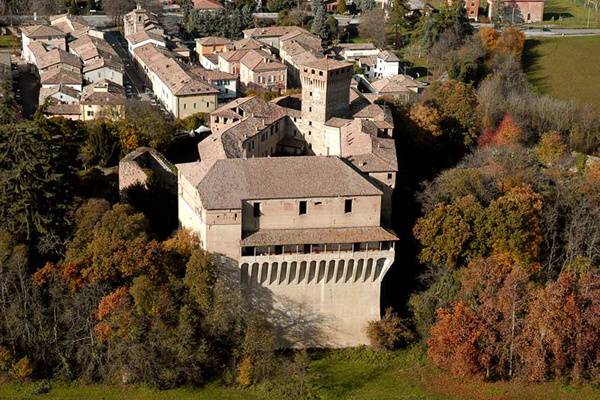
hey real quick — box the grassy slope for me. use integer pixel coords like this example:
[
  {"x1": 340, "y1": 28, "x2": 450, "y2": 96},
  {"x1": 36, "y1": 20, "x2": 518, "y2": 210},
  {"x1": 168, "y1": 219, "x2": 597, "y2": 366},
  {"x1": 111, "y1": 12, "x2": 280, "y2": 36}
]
[
  {"x1": 1, "y1": 347, "x2": 599, "y2": 400},
  {"x1": 524, "y1": 36, "x2": 600, "y2": 108},
  {"x1": 541, "y1": 0, "x2": 600, "y2": 28},
  {"x1": 0, "y1": 35, "x2": 17, "y2": 49}
]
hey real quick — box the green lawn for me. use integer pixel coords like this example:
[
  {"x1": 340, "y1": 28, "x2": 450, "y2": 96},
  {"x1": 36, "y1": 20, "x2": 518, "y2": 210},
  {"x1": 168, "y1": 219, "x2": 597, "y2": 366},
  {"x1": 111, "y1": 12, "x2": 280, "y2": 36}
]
[
  {"x1": 524, "y1": 36, "x2": 600, "y2": 108},
  {"x1": 540, "y1": 0, "x2": 600, "y2": 28},
  {"x1": 1, "y1": 347, "x2": 599, "y2": 400},
  {"x1": 0, "y1": 35, "x2": 17, "y2": 49}
]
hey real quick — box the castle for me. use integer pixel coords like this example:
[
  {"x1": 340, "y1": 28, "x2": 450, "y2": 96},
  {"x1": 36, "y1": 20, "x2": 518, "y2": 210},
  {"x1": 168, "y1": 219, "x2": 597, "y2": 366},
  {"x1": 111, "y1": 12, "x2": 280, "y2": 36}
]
[{"x1": 176, "y1": 57, "x2": 398, "y2": 347}]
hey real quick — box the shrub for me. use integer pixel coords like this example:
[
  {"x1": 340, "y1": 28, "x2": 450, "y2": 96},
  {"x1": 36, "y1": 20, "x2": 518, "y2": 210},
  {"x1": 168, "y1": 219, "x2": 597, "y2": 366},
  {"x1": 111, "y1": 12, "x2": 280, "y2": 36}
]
[
  {"x1": 10, "y1": 357, "x2": 33, "y2": 381},
  {"x1": 366, "y1": 308, "x2": 413, "y2": 350},
  {"x1": 237, "y1": 356, "x2": 254, "y2": 386}
]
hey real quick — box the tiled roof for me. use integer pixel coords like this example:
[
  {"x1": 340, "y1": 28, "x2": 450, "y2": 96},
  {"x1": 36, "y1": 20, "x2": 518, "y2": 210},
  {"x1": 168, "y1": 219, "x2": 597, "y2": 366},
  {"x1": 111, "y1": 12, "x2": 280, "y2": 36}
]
[
  {"x1": 219, "y1": 48, "x2": 251, "y2": 62},
  {"x1": 21, "y1": 24, "x2": 65, "y2": 38},
  {"x1": 301, "y1": 57, "x2": 352, "y2": 71},
  {"x1": 233, "y1": 37, "x2": 266, "y2": 50},
  {"x1": 193, "y1": 0, "x2": 225, "y2": 9},
  {"x1": 240, "y1": 49, "x2": 286, "y2": 72},
  {"x1": 70, "y1": 34, "x2": 120, "y2": 64},
  {"x1": 45, "y1": 101, "x2": 81, "y2": 116},
  {"x1": 338, "y1": 42, "x2": 377, "y2": 50},
  {"x1": 370, "y1": 74, "x2": 424, "y2": 94},
  {"x1": 190, "y1": 67, "x2": 236, "y2": 81},
  {"x1": 378, "y1": 50, "x2": 400, "y2": 62},
  {"x1": 40, "y1": 67, "x2": 82, "y2": 85},
  {"x1": 126, "y1": 30, "x2": 165, "y2": 45},
  {"x1": 134, "y1": 44, "x2": 218, "y2": 96},
  {"x1": 240, "y1": 226, "x2": 398, "y2": 246},
  {"x1": 201, "y1": 53, "x2": 219, "y2": 65},
  {"x1": 31, "y1": 43, "x2": 81, "y2": 71},
  {"x1": 177, "y1": 156, "x2": 383, "y2": 210},
  {"x1": 49, "y1": 14, "x2": 90, "y2": 37},
  {"x1": 39, "y1": 84, "x2": 80, "y2": 103},
  {"x1": 197, "y1": 36, "x2": 231, "y2": 46},
  {"x1": 80, "y1": 79, "x2": 126, "y2": 105},
  {"x1": 243, "y1": 26, "x2": 309, "y2": 39}
]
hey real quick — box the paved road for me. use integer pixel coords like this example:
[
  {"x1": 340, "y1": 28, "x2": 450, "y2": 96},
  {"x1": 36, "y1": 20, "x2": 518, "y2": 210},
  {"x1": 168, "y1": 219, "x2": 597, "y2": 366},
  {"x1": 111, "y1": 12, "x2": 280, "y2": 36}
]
[
  {"x1": 103, "y1": 31, "x2": 145, "y2": 98},
  {"x1": 523, "y1": 28, "x2": 600, "y2": 37}
]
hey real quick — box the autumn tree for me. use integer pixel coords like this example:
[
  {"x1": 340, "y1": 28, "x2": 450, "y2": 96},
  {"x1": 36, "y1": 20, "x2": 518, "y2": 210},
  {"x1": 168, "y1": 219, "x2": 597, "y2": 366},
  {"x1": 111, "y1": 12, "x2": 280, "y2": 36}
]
[
  {"x1": 408, "y1": 103, "x2": 442, "y2": 136},
  {"x1": 520, "y1": 267, "x2": 600, "y2": 382},
  {"x1": 535, "y1": 131, "x2": 566, "y2": 165},
  {"x1": 496, "y1": 27, "x2": 526, "y2": 60},
  {"x1": 360, "y1": 8, "x2": 387, "y2": 48},
  {"x1": 366, "y1": 308, "x2": 413, "y2": 350},
  {"x1": 337, "y1": 0, "x2": 347, "y2": 14}
]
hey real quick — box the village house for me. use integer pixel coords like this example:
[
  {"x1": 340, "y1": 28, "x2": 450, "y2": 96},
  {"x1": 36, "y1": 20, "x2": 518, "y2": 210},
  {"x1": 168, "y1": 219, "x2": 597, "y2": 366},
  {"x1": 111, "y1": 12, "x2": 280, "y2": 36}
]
[
  {"x1": 133, "y1": 43, "x2": 219, "y2": 118},
  {"x1": 242, "y1": 26, "x2": 312, "y2": 52},
  {"x1": 70, "y1": 34, "x2": 124, "y2": 85},
  {"x1": 49, "y1": 13, "x2": 94, "y2": 39},
  {"x1": 337, "y1": 42, "x2": 380, "y2": 61},
  {"x1": 358, "y1": 50, "x2": 400, "y2": 79},
  {"x1": 190, "y1": 67, "x2": 238, "y2": 101},
  {"x1": 363, "y1": 74, "x2": 426, "y2": 103},
  {"x1": 27, "y1": 42, "x2": 81, "y2": 75},
  {"x1": 196, "y1": 36, "x2": 232, "y2": 57},
  {"x1": 39, "y1": 67, "x2": 83, "y2": 92},
  {"x1": 457, "y1": 0, "x2": 545, "y2": 22},
  {"x1": 39, "y1": 84, "x2": 80, "y2": 105},
  {"x1": 80, "y1": 79, "x2": 126, "y2": 121},
  {"x1": 21, "y1": 25, "x2": 66, "y2": 63},
  {"x1": 239, "y1": 49, "x2": 287, "y2": 93}
]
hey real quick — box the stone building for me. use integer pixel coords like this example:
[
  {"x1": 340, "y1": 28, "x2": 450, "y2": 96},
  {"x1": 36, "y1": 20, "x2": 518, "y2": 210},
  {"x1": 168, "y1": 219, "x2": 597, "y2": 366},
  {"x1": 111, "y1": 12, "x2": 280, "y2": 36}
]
[
  {"x1": 119, "y1": 146, "x2": 177, "y2": 199},
  {"x1": 176, "y1": 53, "x2": 399, "y2": 347},
  {"x1": 177, "y1": 157, "x2": 397, "y2": 346}
]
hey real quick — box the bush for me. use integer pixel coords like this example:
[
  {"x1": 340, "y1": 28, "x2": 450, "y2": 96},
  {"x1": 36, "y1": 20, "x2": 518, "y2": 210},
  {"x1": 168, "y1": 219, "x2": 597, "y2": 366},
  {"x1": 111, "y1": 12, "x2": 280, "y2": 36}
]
[
  {"x1": 10, "y1": 357, "x2": 33, "y2": 381},
  {"x1": 0, "y1": 346, "x2": 13, "y2": 373},
  {"x1": 366, "y1": 308, "x2": 413, "y2": 350},
  {"x1": 237, "y1": 356, "x2": 254, "y2": 386}
]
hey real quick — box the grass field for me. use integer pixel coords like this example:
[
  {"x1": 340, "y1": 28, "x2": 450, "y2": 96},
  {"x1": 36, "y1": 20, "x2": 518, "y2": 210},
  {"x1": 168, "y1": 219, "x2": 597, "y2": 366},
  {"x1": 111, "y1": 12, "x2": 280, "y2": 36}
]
[
  {"x1": 541, "y1": 0, "x2": 600, "y2": 28},
  {"x1": 524, "y1": 36, "x2": 600, "y2": 108},
  {"x1": 1, "y1": 347, "x2": 599, "y2": 400},
  {"x1": 0, "y1": 35, "x2": 17, "y2": 49}
]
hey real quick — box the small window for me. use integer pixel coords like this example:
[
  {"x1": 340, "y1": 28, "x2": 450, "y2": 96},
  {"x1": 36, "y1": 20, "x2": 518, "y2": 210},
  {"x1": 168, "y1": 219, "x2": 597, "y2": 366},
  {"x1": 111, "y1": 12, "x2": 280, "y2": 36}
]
[
  {"x1": 345, "y1": 199, "x2": 353, "y2": 213},
  {"x1": 309, "y1": 121, "x2": 312, "y2": 126},
  {"x1": 299, "y1": 201, "x2": 307, "y2": 215},
  {"x1": 387, "y1": 173, "x2": 393, "y2": 180},
  {"x1": 275, "y1": 245, "x2": 283, "y2": 255},
  {"x1": 253, "y1": 202, "x2": 261, "y2": 217},
  {"x1": 309, "y1": 106, "x2": 312, "y2": 112}
]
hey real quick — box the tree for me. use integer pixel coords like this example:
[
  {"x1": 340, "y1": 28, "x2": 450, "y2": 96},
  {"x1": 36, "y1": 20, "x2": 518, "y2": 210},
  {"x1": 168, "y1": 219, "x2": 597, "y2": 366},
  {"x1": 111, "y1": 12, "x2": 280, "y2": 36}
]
[
  {"x1": 427, "y1": 301, "x2": 484, "y2": 376},
  {"x1": 408, "y1": 103, "x2": 443, "y2": 136},
  {"x1": 414, "y1": 194, "x2": 487, "y2": 269},
  {"x1": 360, "y1": 8, "x2": 386, "y2": 48},
  {"x1": 310, "y1": 0, "x2": 329, "y2": 40},
  {"x1": 355, "y1": 0, "x2": 375, "y2": 12},
  {"x1": 80, "y1": 120, "x2": 120, "y2": 168},
  {"x1": 118, "y1": 100, "x2": 174, "y2": 154},
  {"x1": 267, "y1": 0, "x2": 296, "y2": 12},
  {"x1": 102, "y1": 0, "x2": 135, "y2": 18},
  {"x1": 366, "y1": 308, "x2": 413, "y2": 350},
  {"x1": 478, "y1": 113, "x2": 525, "y2": 147},
  {"x1": 496, "y1": 27, "x2": 526, "y2": 60},
  {"x1": 520, "y1": 268, "x2": 600, "y2": 382},
  {"x1": 337, "y1": 0, "x2": 347, "y2": 14},
  {"x1": 535, "y1": 131, "x2": 566, "y2": 165},
  {"x1": 0, "y1": 123, "x2": 72, "y2": 242},
  {"x1": 388, "y1": 0, "x2": 412, "y2": 48},
  {"x1": 426, "y1": 80, "x2": 481, "y2": 145}
]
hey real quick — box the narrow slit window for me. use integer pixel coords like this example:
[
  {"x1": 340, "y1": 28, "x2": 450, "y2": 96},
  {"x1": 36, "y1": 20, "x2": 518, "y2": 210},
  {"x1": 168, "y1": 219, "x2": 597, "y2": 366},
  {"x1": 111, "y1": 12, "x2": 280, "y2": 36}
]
[
  {"x1": 299, "y1": 200, "x2": 307, "y2": 215},
  {"x1": 253, "y1": 202, "x2": 261, "y2": 217},
  {"x1": 345, "y1": 199, "x2": 353, "y2": 213}
]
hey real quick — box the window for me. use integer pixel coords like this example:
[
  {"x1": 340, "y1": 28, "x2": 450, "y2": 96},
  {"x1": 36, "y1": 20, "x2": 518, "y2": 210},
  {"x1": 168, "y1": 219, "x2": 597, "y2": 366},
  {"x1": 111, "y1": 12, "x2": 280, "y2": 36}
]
[
  {"x1": 309, "y1": 91, "x2": 312, "y2": 96},
  {"x1": 253, "y1": 202, "x2": 261, "y2": 217},
  {"x1": 345, "y1": 199, "x2": 353, "y2": 213},
  {"x1": 387, "y1": 173, "x2": 393, "y2": 180},
  {"x1": 309, "y1": 121, "x2": 312, "y2": 126},
  {"x1": 194, "y1": 103, "x2": 197, "y2": 109},
  {"x1": 299, "y1": 201, "x2": 307, "y2": 215},
  {"x1": 309, "y1": 106, "x2": 312, "y2": 112},
  {"x1": 275, "y1": 245, "x2": 283, "y2": 255},
  {"x1": 184, "y1": 103, "x2": 187, "y2": 110},
  {"x1": 206, "y1": 102, "x2": 209, "y2": 108}
]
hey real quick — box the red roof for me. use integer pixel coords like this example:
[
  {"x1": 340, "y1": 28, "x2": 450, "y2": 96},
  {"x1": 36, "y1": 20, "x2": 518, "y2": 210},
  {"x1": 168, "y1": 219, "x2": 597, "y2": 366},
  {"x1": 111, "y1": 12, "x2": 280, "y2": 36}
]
[{"x1": 192, "y1": 0, "x2": 225, "y2": 10}]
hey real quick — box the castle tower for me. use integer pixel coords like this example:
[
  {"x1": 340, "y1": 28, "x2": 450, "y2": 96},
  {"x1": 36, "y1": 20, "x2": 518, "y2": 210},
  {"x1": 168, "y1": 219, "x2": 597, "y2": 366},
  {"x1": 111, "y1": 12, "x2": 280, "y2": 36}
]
[{"x1": 299, "y1": 58, "x2": 353, "y2": 155}]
